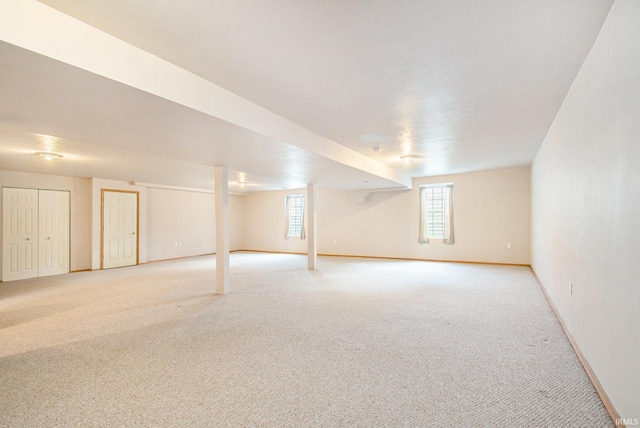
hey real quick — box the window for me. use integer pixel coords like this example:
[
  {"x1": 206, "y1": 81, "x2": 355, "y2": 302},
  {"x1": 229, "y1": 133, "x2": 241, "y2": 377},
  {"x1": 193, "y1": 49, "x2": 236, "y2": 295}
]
[
  {"x1": 424, "y1": 186, "x2": 446, "y2": 238},
  {"x1": 285, "y1": 195, "x2": 305, "y2": 239},
  {"x1": 419, "y1": 184, "x2": 454, "y2": 244}
]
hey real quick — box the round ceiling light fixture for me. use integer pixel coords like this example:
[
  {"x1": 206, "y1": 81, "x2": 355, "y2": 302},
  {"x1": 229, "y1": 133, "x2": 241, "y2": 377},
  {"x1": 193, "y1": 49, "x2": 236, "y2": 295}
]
[
  {"x1": 36, "y1": 152, "x2": 63, "y2": 161},
  {"x1": 400, "y1": 154, "x2": 424, "y2": 163}
]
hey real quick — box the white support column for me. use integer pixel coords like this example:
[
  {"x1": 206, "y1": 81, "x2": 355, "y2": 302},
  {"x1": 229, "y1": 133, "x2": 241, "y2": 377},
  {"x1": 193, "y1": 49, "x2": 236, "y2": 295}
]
[
  {"x1": 307, "y1": 183, "x2": 317, "y2": 270},
  {"x1": 215, "y1": 166, "x2": 230, "y2": 294}
]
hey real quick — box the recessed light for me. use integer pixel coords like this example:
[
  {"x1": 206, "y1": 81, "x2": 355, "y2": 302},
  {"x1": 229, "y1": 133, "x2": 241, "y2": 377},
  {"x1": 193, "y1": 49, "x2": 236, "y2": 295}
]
[
  {"x1": 364, "y1": 180, "x2": 372, "y2": 183},
  {"x1": 36, "y1": 152, "x2": 63, "y2": 161},
  {"x1": 373, "y1": 146, "x2": 381, "y2": 153}
]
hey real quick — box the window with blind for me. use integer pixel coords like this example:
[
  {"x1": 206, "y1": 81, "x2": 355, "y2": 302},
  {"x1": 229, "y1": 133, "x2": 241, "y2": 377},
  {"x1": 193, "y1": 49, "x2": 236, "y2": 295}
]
[
  {"x1": 419, "y1": 184, "x2": 454, "y2": 244},
  {"x1": 424, "y1": 186, "x2": 446, "y2": 238},
  {"x1": 285, "y1": 195, "x2": 305, "y2": 239}
]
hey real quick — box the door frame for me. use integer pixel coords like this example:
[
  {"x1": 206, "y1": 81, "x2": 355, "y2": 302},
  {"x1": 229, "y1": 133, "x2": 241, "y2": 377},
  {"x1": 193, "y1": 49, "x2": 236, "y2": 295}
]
[{"x1": 100, "y1": 189, "x2": 139, "y2": 270}]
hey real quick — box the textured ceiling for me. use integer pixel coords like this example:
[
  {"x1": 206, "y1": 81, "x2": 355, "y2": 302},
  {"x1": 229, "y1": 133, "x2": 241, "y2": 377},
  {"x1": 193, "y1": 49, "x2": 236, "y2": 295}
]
[
  {"x1": 0, "y1": 41, "x2": 400, "y2": 192},
  {"x1": 0, "y1": 0, "x2": 614, "y2": 191}
]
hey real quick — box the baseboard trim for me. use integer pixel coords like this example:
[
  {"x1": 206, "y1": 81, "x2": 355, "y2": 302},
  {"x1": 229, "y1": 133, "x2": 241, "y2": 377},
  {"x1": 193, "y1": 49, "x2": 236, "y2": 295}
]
[
  {"x1": 146, "y1": 251, "x2": 252, "y2": 264},
  {"x1": 235, "y1": 249, "x2": 306, "y2": 256},
  {"x1": 235, "y1": 249, "x2": 529, "y2": 267},
  {"x1": 319, "y1": 252, "x2": 530, "y2": 267},
  {"x1": 1, "y1": 252, "x2": 526, "y2": 281},
  {"x1": 146, "y1": 253, "x2": 217, "y2": 264},
  {"x1": 529, "y1": 267, "x2": 623, "y2": 427}
]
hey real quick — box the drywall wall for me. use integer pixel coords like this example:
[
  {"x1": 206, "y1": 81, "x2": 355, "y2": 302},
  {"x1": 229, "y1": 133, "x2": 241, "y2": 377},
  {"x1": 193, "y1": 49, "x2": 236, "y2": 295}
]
[
  {"x1": 531, "y1": 0, "x2": 639, "y2": 420},
  {"x1": 228, "y1": 194, "x2": 244, "y2": 252},
  {"x1": 146, "y1": 188, "x2": 244, "y2": 261},
  {"x1": 1, "y1": 170, "x2": 245, "y2": 277},
  {"x1": 242, "y1": 167, "x2": 530, "y2": 265},
  {"x1": 146, "y1": 188, "x2": 215, "y2": 261},
  {"x1": 242, "y1": 188, "x2": 308, "y2": 254},
  {"x1": 0, "y1": 169, "x2": 92, "y2": 275}
]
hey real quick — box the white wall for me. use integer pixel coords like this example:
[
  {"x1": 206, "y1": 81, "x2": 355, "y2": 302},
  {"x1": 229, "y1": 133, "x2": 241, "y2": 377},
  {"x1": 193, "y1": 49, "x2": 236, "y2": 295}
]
[
  {"x1": 146, "y1": 188, "x2": 243, "y2": 261},
  {"x1": 90, "y1": 180, "x2": 245, "y2": 266},
  {"x1": 229, "y1": 194, "x2": 244, "y2": 252},
  {"x1": 242, "y1": 167, "x2": 531, "y2": 265},
  {"x1": 147, "y1": 188, "x2": 215, "y2": 261},
  {"x1": 242, "y1": 189, "x2": 308, "y2": 254},
  {"x1": 0, "y1": 169, "x2": 92, "y2": 276},
  {"x1": 531, "y1": 0, "x2": 639, "y2": 420},
  {"x1": 0, "y1": 172, "x2": 245, "y2": 277}
]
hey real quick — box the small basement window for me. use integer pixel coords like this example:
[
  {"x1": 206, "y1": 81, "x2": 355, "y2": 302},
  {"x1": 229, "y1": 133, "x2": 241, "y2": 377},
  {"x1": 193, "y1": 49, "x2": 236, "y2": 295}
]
[
  {"x1": 419, "y1": 184, "x2": 454, "y2": 244},
  {"x1": 285, "y1": 195, "x2": 305, "y2": 239}
]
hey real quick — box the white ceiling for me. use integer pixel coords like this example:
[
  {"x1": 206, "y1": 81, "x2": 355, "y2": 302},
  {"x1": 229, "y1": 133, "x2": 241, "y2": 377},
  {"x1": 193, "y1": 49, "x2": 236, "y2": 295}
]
[
  {"x1": 0, "y1": 40, "x2": 401, "y2": 192},
  {"x1": 0, "y1": 0, "x2": 613, "y2": 192}
]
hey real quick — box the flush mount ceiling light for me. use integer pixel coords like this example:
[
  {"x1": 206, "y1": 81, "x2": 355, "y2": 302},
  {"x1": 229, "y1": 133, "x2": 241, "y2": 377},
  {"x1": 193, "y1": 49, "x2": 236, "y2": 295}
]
[
  {"x1": 36, "y1": 152, "x2": 63, "y2": 161},
  {"x1": 400, "y1": 154, "x2": 424, "y2": 163}
]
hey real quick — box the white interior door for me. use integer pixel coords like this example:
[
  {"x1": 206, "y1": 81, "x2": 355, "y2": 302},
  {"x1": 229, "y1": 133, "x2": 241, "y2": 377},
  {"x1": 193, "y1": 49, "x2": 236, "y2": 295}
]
[
  {"x1": 2, "y1": 188, "x2": 39, "y2": 281},
  {"x1": 103, "y1": 190, "x2": 138, "y2": 269},
  {"x1": 38, "y1": 190, "x2": 70, "y2": 277}
]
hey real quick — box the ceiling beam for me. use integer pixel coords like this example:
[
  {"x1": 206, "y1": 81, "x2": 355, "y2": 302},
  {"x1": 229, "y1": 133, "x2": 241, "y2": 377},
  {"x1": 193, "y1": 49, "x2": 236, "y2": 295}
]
[{"x1": 0, "y1": 0, "x2": 412, "y2": 189}]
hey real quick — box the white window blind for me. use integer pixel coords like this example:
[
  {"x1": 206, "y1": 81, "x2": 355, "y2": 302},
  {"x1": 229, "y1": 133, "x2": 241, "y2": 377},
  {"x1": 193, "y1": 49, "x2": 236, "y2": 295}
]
[
  {"x1": 424, "y1": 186, "x2": 445, "y2": 238},
  {"x1": 419, "y1": 184, "x2": 454, "y2": 244},
  {"x1": 285, "y1": 195, "x2": 305, "y2": 239}
]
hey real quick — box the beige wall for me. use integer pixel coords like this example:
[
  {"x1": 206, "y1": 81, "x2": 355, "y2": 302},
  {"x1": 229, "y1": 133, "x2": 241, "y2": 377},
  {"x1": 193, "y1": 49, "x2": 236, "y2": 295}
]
[
  {"x1": 146, "y1": 188, "x2": 243, "y2": 261},
  {"x1": 147, "y1": 188, "x2": 215, "y2": 261},
  {"x1": 242, "y1": 188, "x2": 309, "y2": 254},
  {"x1": 531, "y1": 0, "x2": 639, "y2": 420},
  {"x1": 0, "y1": 170, "x2": 92, "y2": 276},
  {"x1": 321, "y1": 168, "x2": 530, "y2": 264},
  {"x1": 242, "y1": 167, "x2": 531, "y2": 265},
  {"x1": 91, "y1": 180, "x2": 244, "y2": 266},
  {"x1": 0, "y1": 172, "x2": 244, "y2": 276}
]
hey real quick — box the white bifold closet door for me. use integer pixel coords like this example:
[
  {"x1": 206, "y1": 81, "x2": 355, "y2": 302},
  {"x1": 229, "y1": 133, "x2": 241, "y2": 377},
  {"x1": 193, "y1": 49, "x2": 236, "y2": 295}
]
[{"x1": 2, "y1": 188, "x2": 70, "y2": 282}]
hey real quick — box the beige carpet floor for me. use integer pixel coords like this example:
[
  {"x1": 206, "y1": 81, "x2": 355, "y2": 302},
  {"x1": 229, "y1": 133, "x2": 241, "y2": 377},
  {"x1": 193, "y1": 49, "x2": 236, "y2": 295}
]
[{"x1": 0, "y1": 252, "x2": 613, "y2": 427}]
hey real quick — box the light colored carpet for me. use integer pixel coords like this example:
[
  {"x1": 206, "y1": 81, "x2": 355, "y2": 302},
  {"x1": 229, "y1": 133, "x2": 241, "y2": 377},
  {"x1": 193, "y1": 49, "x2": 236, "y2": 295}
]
[{"x1": 0, "y1": 253, "x2": 613, "y2": 427}]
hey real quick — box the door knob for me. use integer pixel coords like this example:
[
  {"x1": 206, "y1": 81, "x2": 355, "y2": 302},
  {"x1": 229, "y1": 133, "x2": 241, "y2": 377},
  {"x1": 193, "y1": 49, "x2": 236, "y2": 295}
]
[
  {"x1": 25, "y1": 238, "x2": 30, "y2": 241},
  {"x1": 131, "y1": 232, "x2": 136, "y2": 235},
  {"x1": 46, "y1": 237, "x2": 51, "y2": 240}
]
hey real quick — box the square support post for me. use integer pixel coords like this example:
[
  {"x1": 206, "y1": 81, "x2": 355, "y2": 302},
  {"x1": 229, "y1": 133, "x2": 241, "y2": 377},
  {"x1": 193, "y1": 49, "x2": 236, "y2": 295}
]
[
  {"x1": 215, "y1": 166, "x2": 230, "y2": 294},
  {"x1": 307, "y1": 183, "x2": 317, "y2": 270}
]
